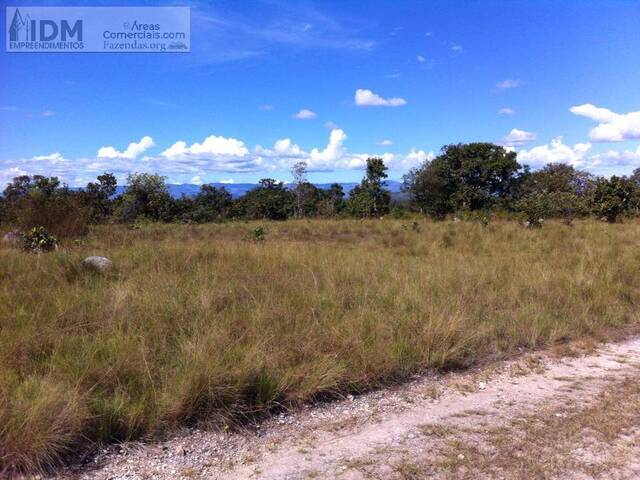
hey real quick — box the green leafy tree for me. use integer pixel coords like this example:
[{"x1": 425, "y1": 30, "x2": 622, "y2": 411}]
[
  {"x1": 236, "y1": 178, "x2": 294, "y2": 220},
  {"x1": 3, "y1": 175, "x2": 61, "y2": 203},
  {"x1": 346, "y1": 157, "x2": 391, "y2": 217},
  {"x1": 2, "y1": 174, "x2": 89, "y2": 236},
  {"x1": 83, "y1": 172, "x2": 117, "y2": 221},
  {"x1": 118, "y1": 173, "x2": 172, "y2": 222},
  {"x1": 182, "y1": 185, "x2": 233, "y2": 222},
  {"x1": 404, "y1": 143, "x2": 522, "y2": 218},
  {"x1": 592, "y1": 176, "x2": 639, "y2": 223},
  {"x1": 403, "y1": 159, "x2": 455, "y2": 219}
]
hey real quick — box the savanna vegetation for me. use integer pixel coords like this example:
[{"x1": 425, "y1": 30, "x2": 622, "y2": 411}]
[{"x1": 2, "y1": 142, "x2": 640, "y2": 474}]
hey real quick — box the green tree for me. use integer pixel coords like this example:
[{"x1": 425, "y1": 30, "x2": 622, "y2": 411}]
[
  {"x1": 183, "y1": 185, "x2": 233, "y2": 222},
  {"x1": 592, "y1": 176, "x2": 639, "y2": 223},
  {"x1": 404, "y1": 143, "x2": 522, "y2": 218},
  {"x1": 118, "y1": 173, "x2": 172, "y2": 222},
  {"x1": 346, "y1": 157, "x2": 391, "y2": 217},
  {"x1": 236, "y1": 178, "x2": 294, "y2": 220},
  {"x1": 83, "y1": 172, "x2": 117, "y2": 221}
]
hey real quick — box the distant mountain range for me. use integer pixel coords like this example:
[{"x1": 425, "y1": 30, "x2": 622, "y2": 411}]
[{"x1": 113, "y1": 180, "x2": 406, "y2": 199}]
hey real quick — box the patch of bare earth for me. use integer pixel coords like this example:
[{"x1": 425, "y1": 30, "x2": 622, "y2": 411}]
[{"x1": 54, "y1": 337, "x2": 640, "y2": 480}]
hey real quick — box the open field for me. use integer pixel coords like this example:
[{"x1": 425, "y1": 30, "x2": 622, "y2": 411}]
[{"x1": 2, "y1": 218, "x2": 640, "y2": 474}]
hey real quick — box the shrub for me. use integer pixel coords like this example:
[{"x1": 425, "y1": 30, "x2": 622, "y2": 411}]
[
  {"x1": 21, "y1": 227, "x2": 58, "y2": 253},
  {"x1": 252, "y1": 226, "x2": 266, "y2": 242}
]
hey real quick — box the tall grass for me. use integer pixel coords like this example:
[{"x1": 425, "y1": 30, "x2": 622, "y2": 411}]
[{"x1": 1, "y1": 219, "x2": 639, "y2": 474}]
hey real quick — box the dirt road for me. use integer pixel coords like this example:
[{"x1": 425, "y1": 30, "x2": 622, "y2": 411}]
[{"x1": 62, "y1": 337, "x2": 640, "y2": 479}]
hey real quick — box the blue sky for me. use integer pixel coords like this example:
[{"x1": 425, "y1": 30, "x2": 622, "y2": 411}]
[{"x1": 1, "y1": 0, "x2": 640, "y2": 187}]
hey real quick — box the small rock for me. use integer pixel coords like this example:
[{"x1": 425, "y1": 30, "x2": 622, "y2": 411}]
[
  {"x1": 82, "y1": 256, "x2": 113, "y2": 273},
  {"x1": 175, "y1": 445, "x2": 187, "y2": 456},
  {"x1": 478, "y1": 382, "x2": 487, "y2": 390},
  {"x1": 2, "y1": 231, "x2": 21, "y2": 247},
  {"x1": 457, "y1": 453, "x2": 465, "y2": 460}
]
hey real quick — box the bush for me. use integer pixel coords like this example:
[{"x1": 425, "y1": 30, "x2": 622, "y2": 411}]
[
  {"x1": 252, "y1": 226, "x2": 266, "y2": 242},
  {"x1": 21, "y1": 227, "x2": 58, "y2": 253}
]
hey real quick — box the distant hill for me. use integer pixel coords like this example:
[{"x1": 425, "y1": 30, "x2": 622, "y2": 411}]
[{"x1": 113, "y1": 180, "x2": 406, "y2": 199}]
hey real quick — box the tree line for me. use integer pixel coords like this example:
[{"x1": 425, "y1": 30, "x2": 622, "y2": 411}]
[{"x1": 2, "y1": 142, "x2": 639, "y2": 237}]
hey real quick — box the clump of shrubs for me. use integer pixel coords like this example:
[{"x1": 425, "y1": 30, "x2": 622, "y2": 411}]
[
  {"x1": 252, "y1": 226, "x2": 266, "y2": 242},
  {"x1": 21, "y1": 226, "x2": 58, "y2": 253}
]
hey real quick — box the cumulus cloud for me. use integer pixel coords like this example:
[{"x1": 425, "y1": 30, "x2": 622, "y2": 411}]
[
  {"x1": 98, "y1": 136, "x2": 155, "y2": 159},
  {"x1": 1, "y1": 130, "x2": 436, "y2": 188},
  {"x1": 570, "y1": 104, "x2": 640, "y2": 142},
  {"x1": 160, "y1": 135, "x2": 260, "y2": 173},
  {"x1": 590, "y1": 145, "x2": 640, "y2": 167},
  {"x1": 293, "y1": 108, "x2": 317, "y2": 119},
  {"x1": 162, "y1": 135, "x2": 248, "y2": 159},
  {"x1": 517, "y1": 137, "x2": 592, "y2": 168},
  {"x1": 496, "y1": 79, "x2": 521, "y2": 91},
  {"x1": 32, "y1": 152, "x2": 66, "y2": 163},
  {"x1": 398, "y1": 148, "x2": 435, "y2": 169},
  {"x1": 377, "y1": 139, "x2": 393, "y2": 146},
  {"x1": 502, "y1": 128, "x2": 536, "y2": 147},
  {"x1": 499, "y1": 107, "x2": 515, "y2": 115},
  {"x1": 354, "y1": 89, "x2": 407, "y2": 107},
  {"x1": 273, "y1": 138, "x2": 303, "y2": 156},
  {"x1": 417, "y1": 55, "x2": 426, "y2": 63}
]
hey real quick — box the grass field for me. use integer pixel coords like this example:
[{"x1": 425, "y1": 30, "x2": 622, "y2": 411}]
[{"x1": 1, "y1": 218, "x2": 639, "y2": 474}]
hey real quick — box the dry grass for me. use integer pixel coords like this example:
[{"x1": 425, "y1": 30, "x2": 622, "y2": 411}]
[{"x1": 1, "y1": 218, "x2": 639, "y2": 474}]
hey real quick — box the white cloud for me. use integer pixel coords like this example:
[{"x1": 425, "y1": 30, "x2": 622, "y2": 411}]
[
  {"x1": 161, "y1": 135, "x2": 248, "y2": 159},
  {"x1": 590, "y1": 145, "x2": 640, "y2": 167},
  {"x1": 259, "y1": 104, "x2": 274, "y2": 111},
  {"x1": 517, "y1": 137, "x2": 592, "y2": 168},
  {"x1": 499, "y1": 107, "x2": 515, "y2": 115},
  {"x1": 496, "y1": 79, "x2": 521, "y2": 91},
  {"x1": 41, "y1": 110, "x2": 56, "y2": 117},
  {"x1": 398, "y1": 148, "x2": 435, "y2": 169},
  {"x1": 219, "y1": 178, "x2": 235, "y2": 184},
  {"x1": 309, "y1": 129, "x2": 349, "y2": 169},
  {"x1": 32, "y1": 152, "x2": 66, "y2": 163},
  {"x1": 324, "y1": 121, "x2": 339, "y2": 129},
  {"x1": 354, "y1": 89, "x2": 407, "y2": 107},
  {"x1": 293, "y1": 108, "x2": 317, "y2": 119},
  {"x1": 1, "y1": 129, "x2": 437, "y2": 188},
  {"x1": 377, "y1": 139, "x2": 393, "y2": 146},
  {"x1": 502, "y1": 128, "x2": 536, "y2": 147},
  {"x1": 0, "y1": 166, "x2": 28, "y2": 186},
  {"x1": 570, "y1": 104, "x2": 640, "y2": 142},
  {"x1": 273, "y1": 138, "x2": 303, "y2": 156},
  {"x1": 98, "y1": 136, "x2": 155, "y2": 159},
  {"x1": 451, "y1": 44, "x2": 464, "y2": 54},
  {"x1": 417, "y1": 55, "x2": 426, "y2": 63}
]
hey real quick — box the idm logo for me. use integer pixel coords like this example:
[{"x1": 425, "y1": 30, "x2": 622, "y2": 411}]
[{"x1": 9, "y1": 8, "x2": 82, "y2": 42}]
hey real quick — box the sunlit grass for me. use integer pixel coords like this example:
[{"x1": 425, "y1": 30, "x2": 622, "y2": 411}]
[{"x1": 1, "y1": 218, "x2": 639, "y2": 473}]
